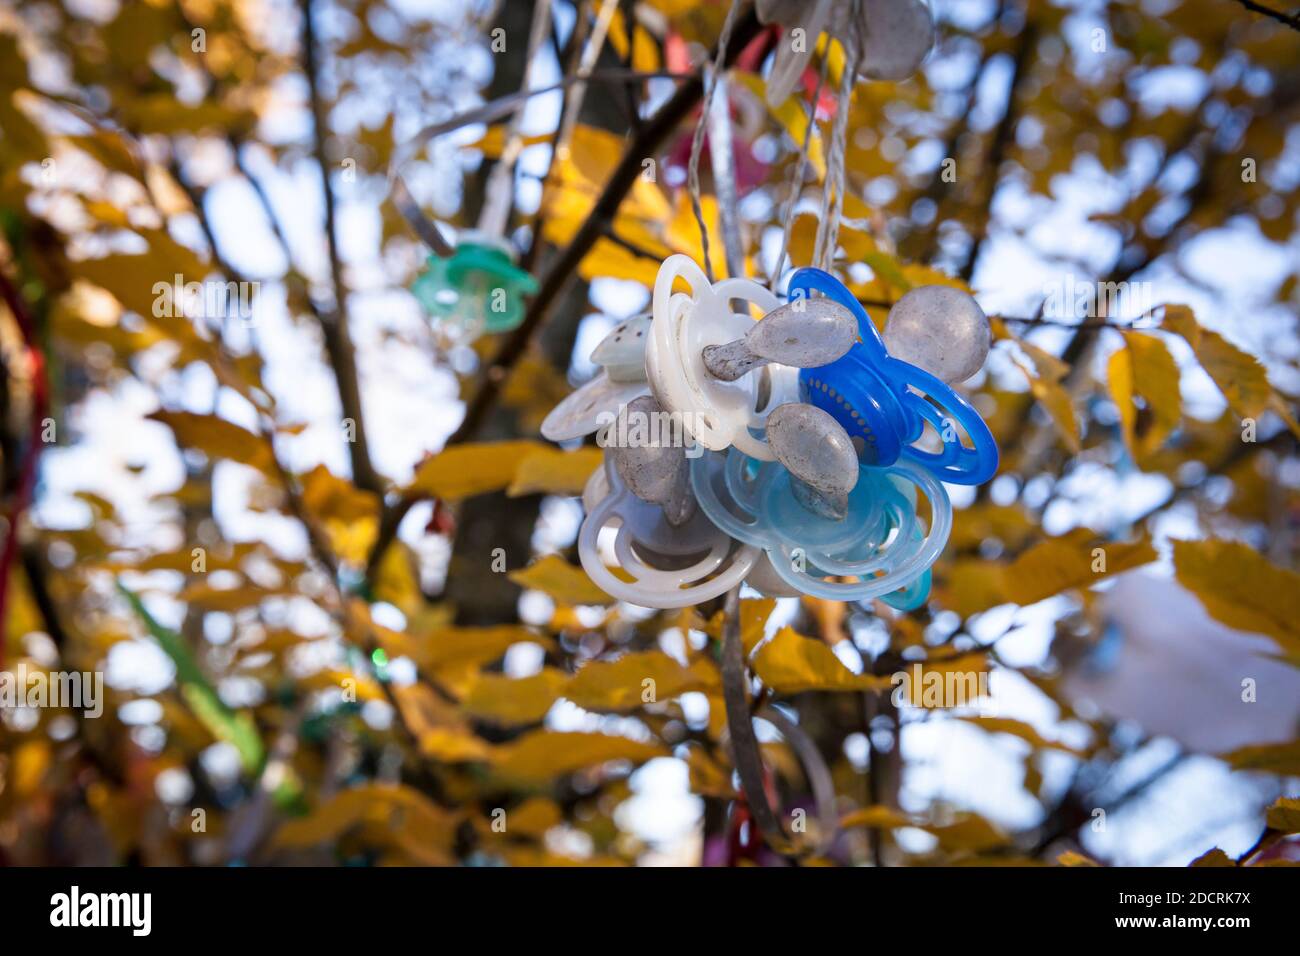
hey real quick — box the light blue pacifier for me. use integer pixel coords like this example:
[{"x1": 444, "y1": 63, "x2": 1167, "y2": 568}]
[{"x1": 690, "y1": 445, "x2": 951, "y2": 609}]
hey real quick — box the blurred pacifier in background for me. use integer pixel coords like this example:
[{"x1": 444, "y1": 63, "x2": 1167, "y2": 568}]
[{"x1": 411, "y1": 231, "x2": 538, "y2": 341}]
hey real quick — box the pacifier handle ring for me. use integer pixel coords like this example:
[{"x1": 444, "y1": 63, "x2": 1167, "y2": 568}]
[
  {"x1": 756, "y1": 458, "x2": 901, "y2": 556},
  {"x1": 578, "y1": 484, "x2": 759, "y2": 609},
  {"x1": 650, "y1": 256, "x2": 744, "y2": 452},
  {"x1": 790, "y1": 267, "x2": 999, "y2": 485},
  {"x1": 650, "y1": 257, "x2": 799, "y2": 461},
  {"x1": 689, "y1": 451, "x2": 769, "y2": 547},
  {"x1": 795, "y1": 494, "x2": 923, "y2": 578},
  {"x1": 889, "y1": 359, "x2": 999, "y2": 486},
  {"x1": 765, "y1": 462, "x2": 951, "y2": 602},
  {"x1": 613, "y1": 515, "x2": 731, "y2": 586}
]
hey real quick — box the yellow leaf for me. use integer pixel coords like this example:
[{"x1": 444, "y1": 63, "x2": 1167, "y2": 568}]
[
  {"x1": 740, "y1": 597, "x2": 776, "y2": 655},
  {"x1": 1163, "y1": 305, "x2": 1271, "y2": 418},
  {"x1": 299, "y1": 669, "x2": 386, "y2": 702},
  {"x1": 1002, "y1": 529, "x2": 1156, "y2": 606},
  {"x1": 1056, "y1": 850, "x2": 1101, "y2": 867},
  {"x1": 565, "y1": 650, "x2": 717, "y2": 712},
  {"x1": 840, "y1": 805, "x2": 911, "y2": 829},
  {"x1": 300, "y1": 464, "x2": 381, "y2": 522},
  {"x1": 1107, "y1": 331, "x2": 1181, "y2": 462},
  {"x1": 958, "y1": 716, "x2": 1087, "y2": 757},
  {"x1": 508, "y1": 554, "x2": 611, "y2": 605},
  {"x1": 925, "y1": 813, "x2": 1009, "y2": 853},
  {"x1": 685, "y1": 745, "x2": 734, "y2": 798},
  {"x1": 272, "y1": 784, "x2": 458, "y2": 864},
  {"x1": 1173, "y1": 538, "x2": 1300, "y2": 655},
  {"x1": 148, "y1": 410, "x2": 269, "y2": 470},
  {"x1": 499, "y1": 797, "x2": 563, "y2": 838},
  {"x1": 491, "y1": 730, "x2": 668, "y2": 783},
  {"x1": 1190, "y1": 848, "x2": 1236, "y2": 867},
  {"x1": 462, "y1": 669, "x2": 569, "y2": 725},
  {"x1": 1265, "y1": 796, "x2": 1300, "y2": 834},
  {"x1": 1220, "y1": 740, "x2": 1300, "y2": 776},
  {"x1": 508, "y1": 446, "x2": 603, "y2": 497},
  {"x1": 893, "y1": 653, "x2": 989, "y2": 709},
  {"x1": 370, "y1": 541, "x2": 422, "y2": 615},
  {"x1": 417, "y1": 727, "x2": 494, "y2": 763},
  {"x1": 12, "y1": 740, "x2": 50, "y2": 798},
  {"x1": 1012, "y1": 353, "x2": 1080, "y2": 453},
  {"x1": 419, "y1": 625, "x2": 555, "y2": 670},
  {"x1": 751, "y1": 626, "x2": 891, "y2": 694},
  {"x1": 406, "y1": 440, "x2": 545, "y2": 499},
  {"x1": 937, "y1": 559, "x2": 1010, "y2": 617}
]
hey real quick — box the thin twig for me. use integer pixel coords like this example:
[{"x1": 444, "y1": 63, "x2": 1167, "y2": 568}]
[
  {"x1": 300, "y1": 0, "x2": 382, "y2": 495},
  {"x1": 1230, "y1": 0, "x2": 1300, "y2": 31}
]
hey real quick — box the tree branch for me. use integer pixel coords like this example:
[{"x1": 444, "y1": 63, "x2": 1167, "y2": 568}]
[
  {"x1": 448, "y1": 7, "x2": 761, "y2": 450},
  {"x1": 299, "y1": 0, "x2": 382, "y2": 496},
  {"x1": 958, "y1": 20, "x2": 1039, "y2": 284},
  {"x1": 364, "y1": 8, "x2": 763, "y2": 583}
]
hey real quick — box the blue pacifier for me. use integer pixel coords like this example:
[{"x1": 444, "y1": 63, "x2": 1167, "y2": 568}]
[
  {"x1": 690, "y1": 448, "x2": 951, "y2": 608},
  {"x1": 789, "y1": 269, "x2": 999, "y2": 486}
]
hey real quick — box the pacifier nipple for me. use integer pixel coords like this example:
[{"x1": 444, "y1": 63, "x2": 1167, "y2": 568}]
[
  {"x1": 766, "y1": 403, "x2": 858, "y2": 521},
  {"x1": 702, "y1": 298, "x2": 857, "y2": 383},
  {"x1": 610, "y1": 396, "x2": 696, "y2": 527},
  {"x1": 856, "y1": 0, "x2": 936, "y2": 82},
  {"x1": 591, "y1": 315, "x2": 651, "y2": 384},
  {"x1": 883, "y1": 285, "x2": 991, "y2": 384}
]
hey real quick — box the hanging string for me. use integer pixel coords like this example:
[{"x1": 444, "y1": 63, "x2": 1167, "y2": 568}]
[
  {"x1": 707, "y1": 73, "x2": 745, "y2": 279},
  {"x1": 556, "y1": 0, "x2": 621, "y2": 160},
  {"x1": 687, "y1": 0, "x2": 744, "y2": 282},
  {"x1": 476, "y1": 0, "x2": 554, "y2": 239},
  {"x1": 386, "y1": 68, "x2": 683, "y2": 257},
  {"x1": 812, "y1": 30, "x2": 859, "y2": 273},
  {"x1": 769, "y1": 52, "x2": 829, "y2": 291}
]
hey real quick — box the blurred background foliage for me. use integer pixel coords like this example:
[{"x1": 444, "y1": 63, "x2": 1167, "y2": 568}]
[{"x1": 0, "y1": 0, "x2": 1298, "y2": 866}]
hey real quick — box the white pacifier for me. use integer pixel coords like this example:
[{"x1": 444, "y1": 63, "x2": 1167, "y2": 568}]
[
  {"x1": 577, "y1": 443, "x2": 759, "y2": 610},
  {"x1": 645, "y1": 255, "x2": 856, "y2": 462},
  {"x1": 541, "y1": 316, "x2": 651, "y2": 442}
]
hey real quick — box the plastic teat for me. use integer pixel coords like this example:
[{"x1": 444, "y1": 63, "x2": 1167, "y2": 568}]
[
  {"x1": 609, "y1": 396, "x2": 696, "y2": 526},
  {"x1": 857, "y1": 0, "x2": 936, "y2": 82},
  {"x1": 766, "y1": 403, "x2": 858, "y2": 520},
  {"x1": 883, "y1": 286, "x2": 991, "y2": 384},
  {"x1": 591, "y1": 315, "x2": 651, "y2": 384},
  {"x1": 701, "y1": 298, "x2": 858, "y2": 382}
]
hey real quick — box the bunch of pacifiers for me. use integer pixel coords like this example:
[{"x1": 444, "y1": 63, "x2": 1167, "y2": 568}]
[{"x1": 541, "y1": 254, "x2": 998, "y2": 610}]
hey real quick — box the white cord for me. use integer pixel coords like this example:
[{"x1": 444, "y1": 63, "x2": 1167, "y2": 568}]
[
  {"x1": 812, "y1": 28, "x2": 858, "y2": 273},
  {"x1": 770, "y1": 53, "x2": 829, "y2": 291},
  {"x1": 687, "y1": 0, "x2": 745, "y2": 282}
]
